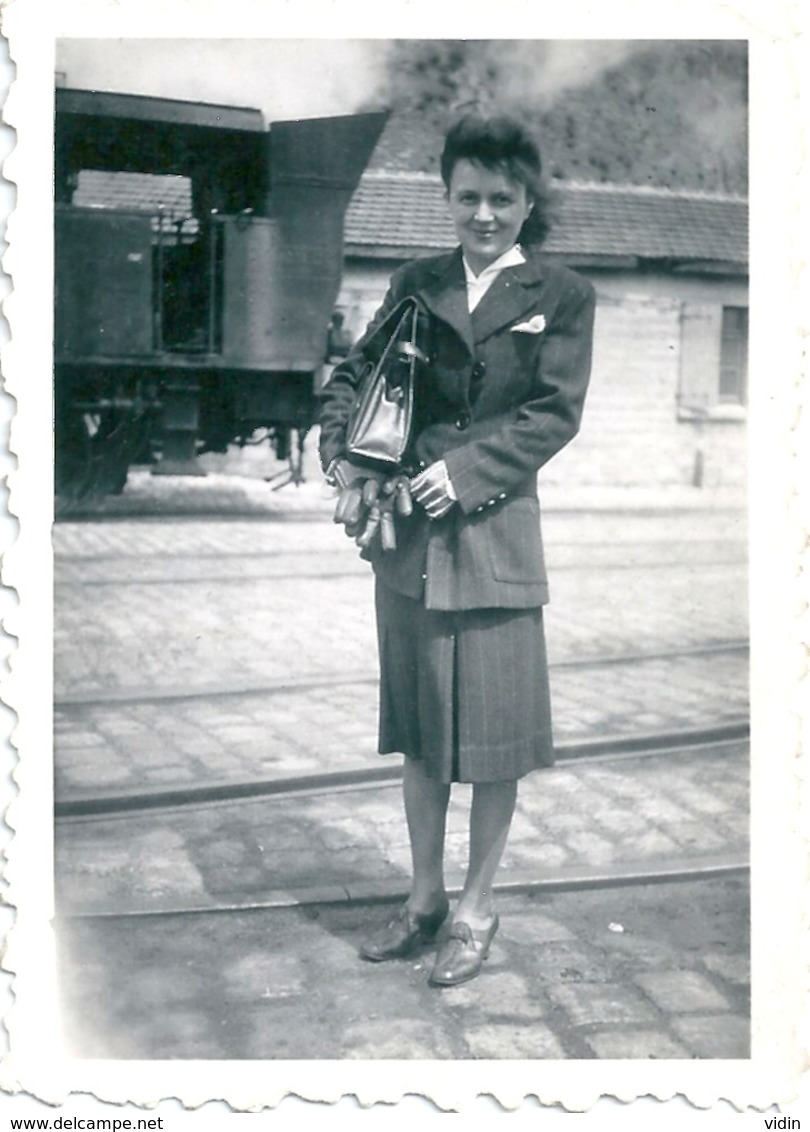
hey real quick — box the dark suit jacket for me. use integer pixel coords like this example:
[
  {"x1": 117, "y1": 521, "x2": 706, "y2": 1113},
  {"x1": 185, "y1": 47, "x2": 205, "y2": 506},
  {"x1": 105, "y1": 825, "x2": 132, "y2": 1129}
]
[{"x1": 319, "y1": 246, "x2": 596, "y2": 611}]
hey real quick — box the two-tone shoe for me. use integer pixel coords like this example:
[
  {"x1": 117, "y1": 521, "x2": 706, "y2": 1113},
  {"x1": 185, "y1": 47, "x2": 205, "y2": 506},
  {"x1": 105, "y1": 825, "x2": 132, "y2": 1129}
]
[
  {"x1": 360, "y1": 898, "x2": 450, "y2": 962},
  {"x1": 428, "y1": 915, "x2": 500, "y2": 987}
]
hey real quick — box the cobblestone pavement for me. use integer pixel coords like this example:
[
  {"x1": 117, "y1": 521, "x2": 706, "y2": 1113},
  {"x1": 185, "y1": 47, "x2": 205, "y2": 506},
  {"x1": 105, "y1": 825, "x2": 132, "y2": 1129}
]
[
  {"x1": 52, "y1": 476, "x2": 750, "y2": 1062},
  {"x1": 57, "y1": 876, "x2": 750, "y2": 1060},
  {"x1": 54, "y1": 651, "x2": 748, "y2": 801},
  {"x1": 53, "y1": 481, "x2": 748, "y2": 800},
  {"x1": 56, "y1": 742, "x2": 748, "y2": 918}
]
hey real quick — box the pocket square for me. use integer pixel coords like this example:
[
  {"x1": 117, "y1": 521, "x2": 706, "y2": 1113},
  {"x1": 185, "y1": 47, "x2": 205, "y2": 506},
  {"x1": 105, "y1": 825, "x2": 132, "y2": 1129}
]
[{"x1": 510, "y1": 314, "x2": 546, "y2": 334}]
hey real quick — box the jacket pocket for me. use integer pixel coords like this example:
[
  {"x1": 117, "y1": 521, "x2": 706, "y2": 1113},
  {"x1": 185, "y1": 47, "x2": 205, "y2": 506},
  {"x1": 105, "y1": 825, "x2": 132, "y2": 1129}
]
[{"x1": 487, "y1": 497, "x2": 547, "y2": 584}]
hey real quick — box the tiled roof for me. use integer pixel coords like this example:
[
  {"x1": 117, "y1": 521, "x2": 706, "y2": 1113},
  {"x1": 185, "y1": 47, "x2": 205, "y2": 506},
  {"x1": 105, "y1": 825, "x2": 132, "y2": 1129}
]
[
  {"x1": 73, "y1": 168, "x2": 748, "y2": 268},
  {"x1": 344, "y1": 171, "x2": 748, "y2": 267}
]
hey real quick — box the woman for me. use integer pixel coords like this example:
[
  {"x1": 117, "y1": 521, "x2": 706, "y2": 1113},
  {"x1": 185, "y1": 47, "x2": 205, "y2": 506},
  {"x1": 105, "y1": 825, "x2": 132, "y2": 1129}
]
[{"x1": 319, "y1": 114, "x2": 596, "y2": 987}]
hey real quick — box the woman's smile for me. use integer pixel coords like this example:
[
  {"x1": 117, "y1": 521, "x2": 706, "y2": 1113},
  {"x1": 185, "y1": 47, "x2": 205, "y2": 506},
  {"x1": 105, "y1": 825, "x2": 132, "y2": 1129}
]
[{"x1": 447, "y1": 158, "x2": 533, "y2": 274}]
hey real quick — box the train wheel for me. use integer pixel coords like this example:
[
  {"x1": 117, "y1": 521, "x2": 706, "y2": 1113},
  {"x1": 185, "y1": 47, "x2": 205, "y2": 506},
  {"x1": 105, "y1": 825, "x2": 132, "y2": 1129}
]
[
  {"x1": 55, "y1": 409, "x2": 141, "y2": 505},
  {"x1": 54, "y1": 409, "x2": 95, "y2": 502}
]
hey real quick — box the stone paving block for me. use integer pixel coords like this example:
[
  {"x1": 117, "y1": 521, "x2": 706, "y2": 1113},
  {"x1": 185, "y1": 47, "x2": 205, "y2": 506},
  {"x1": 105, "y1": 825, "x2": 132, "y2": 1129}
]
[
  {"x1": 701, "y1": 951, "x2": 751, "y2": 988},
  {"x1": 462, "y1": 1022, "x2": 566, "y2": 1059},
  {"x1": 670, "y1": 1013, "x2": 750, "y2": 1059},
  {"x1": 666, "y1": 821, "x2": 738, "y2": 853},
  {"x1": 109, "y1": 739, "x2": 176, "y2": 762},
  {"x1": 55, "y1": 731, "x2": 107, "y2": 749},
  {"x1": 244, "y1": 1000, "x2": 341, "y2": 1060},
  {"x1": 93, "y1": 719, "x2": 150, "y2": 736},
  {"x1": 617, "y1": 829, "x2": 682, "y2": 860},
  {"x1": 634, "y1": 970, "x2": 731, "y2": 1013},
  {"x1": 223, "y1": 951, "x2": 306, "y2": 1001},
  {"x1": 563, "y1": 831, "x2": 616, "y2": 866},
  {"x1": 597, "y1": 934, "x2": 682, "y2": 971},
  {"x1": 63, "y1": 763, "x2": 133, "y2": 787},
  {"x1": 525, "y1": 941, "x2": 617, "y2": 986},
  {"x1": 56, "y1": 745, "x2": 117, "y2": 768},
  {"x1": 595, "y1": 777, "x2": 656, "y2": 801},
  {"x1": 548, "y1": 982, "x2": 661, "y2": 1027},
  {"x1": 500, "y1": 909, "x2": 575, "y2": 945},
  {"x1": 143, "y1": 767, "x2": 200, "y2": 784},
  {"x1": 202, "y1": 864, "x2": 281, "y2": 895},
  {"x1": 129, "y1": 1010, "x2": 223, "y2": 1061},
  {"x1": 434, "y1": 972, "x2": 546, "y2": 1022},
  {"x1": 341, "y1": 1017, "x2": 456, "y2": 1059},
  {"x1": 584, "y1": 1027, "x2": 691, "y2": 1060},
  {"x1": 178, "y1": 739, "x2": 228, "y2": 759},
  {"x1": 718, "y1": 813, "x2": 751, "y2": 840},
  {"x1": 532, "y1": 811, "x2": 587, "y2": 835},
  {"x1": 503, "y1": 842, "x2": 572, "y2": 872},
  {"x1": 632, "y1": 796, "x2": 699, "y2": 824},
  {"x1": 674, "y1": 790, "x2": 735, "y2": 818},
  {"x1": 117, "y1": 966, "x2": 208, "y2": 1011},
  {"x1": 588, "y1": 806, "x2": 650, "y2": 836}
]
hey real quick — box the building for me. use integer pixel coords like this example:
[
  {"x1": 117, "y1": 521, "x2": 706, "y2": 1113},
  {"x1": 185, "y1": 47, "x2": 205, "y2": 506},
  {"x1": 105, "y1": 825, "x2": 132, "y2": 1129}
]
[{"x1": 339, "y1": 171, "x2": 749, "y2": 490}]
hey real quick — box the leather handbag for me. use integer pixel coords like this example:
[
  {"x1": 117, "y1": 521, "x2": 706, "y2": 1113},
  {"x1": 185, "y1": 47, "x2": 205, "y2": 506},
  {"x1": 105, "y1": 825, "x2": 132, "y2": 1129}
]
[{"x1": 346, "y1": 296, "x2": 429, "y2": 469}]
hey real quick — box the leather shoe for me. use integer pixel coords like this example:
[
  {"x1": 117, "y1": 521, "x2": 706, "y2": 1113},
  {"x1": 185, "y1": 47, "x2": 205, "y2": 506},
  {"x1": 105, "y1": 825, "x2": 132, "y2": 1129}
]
[
  {"x1": 360, "y1": 898, "x2": 450, "y2": 962},
  {"x1": 428, "y1": 915, "x2": 500, "y2": 987}
]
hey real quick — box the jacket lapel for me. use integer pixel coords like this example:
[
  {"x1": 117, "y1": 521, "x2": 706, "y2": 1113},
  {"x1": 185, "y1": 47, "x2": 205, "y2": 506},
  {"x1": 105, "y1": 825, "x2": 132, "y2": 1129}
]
[
  {"x1": 415, "y1": 249, "x2": 475, "y2": 357},
  {"x1": 470, "y1": 253, "x2": 546, "y2": 344}
]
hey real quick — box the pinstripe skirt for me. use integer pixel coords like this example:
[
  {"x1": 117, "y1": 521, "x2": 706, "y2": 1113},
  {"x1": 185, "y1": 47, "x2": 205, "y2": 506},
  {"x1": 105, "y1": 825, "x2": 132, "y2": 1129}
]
[{"x1": 375, "y1": 579, "x2": 555, "y2": 784}]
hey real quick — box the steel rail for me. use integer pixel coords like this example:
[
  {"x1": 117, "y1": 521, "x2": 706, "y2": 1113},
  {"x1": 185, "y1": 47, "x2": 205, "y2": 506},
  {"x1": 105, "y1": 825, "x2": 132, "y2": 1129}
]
[
  {"x1": 54, "y1": 537, "x2": 748, "y2": 565},
  {"x1": 54, "y1": 724, "x2": 748, "y2": 820},
  {"x1": 57, "y1": 852, "x2": 749, "y2": 922},
  {"x1": 54, "y1": 639, "x2": 749, "y2": 709}
]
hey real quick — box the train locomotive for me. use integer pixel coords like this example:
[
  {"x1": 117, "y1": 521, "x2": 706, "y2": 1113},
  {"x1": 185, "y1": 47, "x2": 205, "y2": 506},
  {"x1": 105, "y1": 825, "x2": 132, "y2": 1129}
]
[{"x1": 54, "y1": 87, "x2": 386, "y2": 498}]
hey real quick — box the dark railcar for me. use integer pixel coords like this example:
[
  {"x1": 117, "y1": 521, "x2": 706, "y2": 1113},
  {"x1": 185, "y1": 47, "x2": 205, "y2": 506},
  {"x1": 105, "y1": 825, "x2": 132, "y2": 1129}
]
[{"x1": 54, "y1": 88, "x2": 386, "y2": 497}]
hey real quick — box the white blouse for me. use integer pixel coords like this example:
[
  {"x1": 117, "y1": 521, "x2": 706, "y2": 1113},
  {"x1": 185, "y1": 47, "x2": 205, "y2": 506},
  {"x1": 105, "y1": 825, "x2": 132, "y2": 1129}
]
[{"x1": 462, "y1": 244, "x2": 526, "y2": 312}]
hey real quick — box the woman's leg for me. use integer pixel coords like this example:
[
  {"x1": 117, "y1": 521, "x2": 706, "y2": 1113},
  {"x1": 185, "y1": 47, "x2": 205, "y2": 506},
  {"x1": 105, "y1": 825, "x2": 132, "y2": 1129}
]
[
  {"x1": 454, "y1": 779, "x2": 518, "y2": 929},
  {"x1": 403, "y1": 756, "x2": 451, "y2": 913}
]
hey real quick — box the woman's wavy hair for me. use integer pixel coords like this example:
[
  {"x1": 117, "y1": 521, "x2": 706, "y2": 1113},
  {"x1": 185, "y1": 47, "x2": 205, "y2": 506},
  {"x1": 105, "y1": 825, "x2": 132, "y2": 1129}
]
[{"x1": 440, "y1": 114, "x2": 554, "y2": 247}]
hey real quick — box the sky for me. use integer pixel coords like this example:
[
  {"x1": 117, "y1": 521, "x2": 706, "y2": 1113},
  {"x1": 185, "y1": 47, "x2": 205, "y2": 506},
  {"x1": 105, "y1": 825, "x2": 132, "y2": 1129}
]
[
  {"x1": 54, "y1": 39, "x2": 645, "y2": 123},
  {"x1": 56, "y1": 40, "x2": 392, "y2": 121}
]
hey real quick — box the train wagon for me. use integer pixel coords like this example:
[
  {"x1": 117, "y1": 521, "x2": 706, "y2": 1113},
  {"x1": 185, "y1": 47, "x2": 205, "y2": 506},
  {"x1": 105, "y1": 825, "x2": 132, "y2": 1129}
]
[{"x1": 54, "y1": 87, "x2": 386, "y2": 498}]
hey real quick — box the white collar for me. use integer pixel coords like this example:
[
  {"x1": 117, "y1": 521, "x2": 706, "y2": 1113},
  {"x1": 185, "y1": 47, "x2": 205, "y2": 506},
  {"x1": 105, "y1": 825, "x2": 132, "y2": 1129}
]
[{"x1": 463, "y1": 243, "x2": 526, "y2": 284}]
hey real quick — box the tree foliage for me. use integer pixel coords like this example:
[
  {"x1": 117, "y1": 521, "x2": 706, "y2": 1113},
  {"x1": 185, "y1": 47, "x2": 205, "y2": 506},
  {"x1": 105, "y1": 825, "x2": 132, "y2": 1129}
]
[{"x1": 373, "y1": 40, "x2": 747, "y2": 194}]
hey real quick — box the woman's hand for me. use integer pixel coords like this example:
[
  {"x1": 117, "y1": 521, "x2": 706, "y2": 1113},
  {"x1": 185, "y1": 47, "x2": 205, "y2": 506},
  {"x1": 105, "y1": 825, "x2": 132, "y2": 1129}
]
[{"x1": 410, "y1": 460, "x2": 457, "y2": 520}]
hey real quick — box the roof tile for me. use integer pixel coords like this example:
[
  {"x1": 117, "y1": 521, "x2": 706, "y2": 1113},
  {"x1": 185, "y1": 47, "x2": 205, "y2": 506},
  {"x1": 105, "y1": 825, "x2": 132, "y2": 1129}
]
[
  {"x1": 73, "y1": 168, "x2": 748, "y2": 266},
  {"x1": 344, "y1": 172, "x2": 748, "y2": 265}
]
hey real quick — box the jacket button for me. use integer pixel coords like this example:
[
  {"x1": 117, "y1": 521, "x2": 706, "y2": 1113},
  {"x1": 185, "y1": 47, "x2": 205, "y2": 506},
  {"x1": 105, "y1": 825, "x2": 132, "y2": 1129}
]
[
  {"x1": 471, "y1": 361, "x2": 486, "y2": 378},
  {"x1": 455, "y1": 411, "x2": 471, "y2": 430}
]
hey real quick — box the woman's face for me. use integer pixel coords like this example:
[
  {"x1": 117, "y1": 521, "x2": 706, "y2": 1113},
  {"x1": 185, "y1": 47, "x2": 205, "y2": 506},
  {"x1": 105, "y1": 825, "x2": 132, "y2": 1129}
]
[{"x1": 446, "y1": 158, "x2": 533, "y2": 274}]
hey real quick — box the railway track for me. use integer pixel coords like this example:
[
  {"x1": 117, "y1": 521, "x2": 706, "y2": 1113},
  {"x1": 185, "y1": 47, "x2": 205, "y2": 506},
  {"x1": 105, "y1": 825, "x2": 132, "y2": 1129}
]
[
  {"x1": 54, "y1": 505, "x2": 750, "y2": 927},
  {"x1": 53, "y1": 638, "x2": 748, "y2": 709},
  {"x1": 55, "y1": 727, "x2": 749, "y2": 923},
  {"x1": 55, "y1": 720, "x2": 748, "y2": 820},
  {"x1": 61, "y1": 853, "x2": 750, "y2": 922}
]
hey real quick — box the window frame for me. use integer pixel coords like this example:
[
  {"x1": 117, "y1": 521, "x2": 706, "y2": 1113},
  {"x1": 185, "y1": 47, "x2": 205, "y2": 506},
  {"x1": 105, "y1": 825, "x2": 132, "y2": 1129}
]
[{"x1": 677, "y1": 300, "x2": 749, "y2": 423}]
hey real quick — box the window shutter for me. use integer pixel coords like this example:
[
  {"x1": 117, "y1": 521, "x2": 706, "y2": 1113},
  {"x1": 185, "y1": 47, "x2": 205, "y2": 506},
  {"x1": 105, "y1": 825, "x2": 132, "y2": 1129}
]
[{"x1": 678, "y1": 302, "x2": 722, "y2": 414}]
